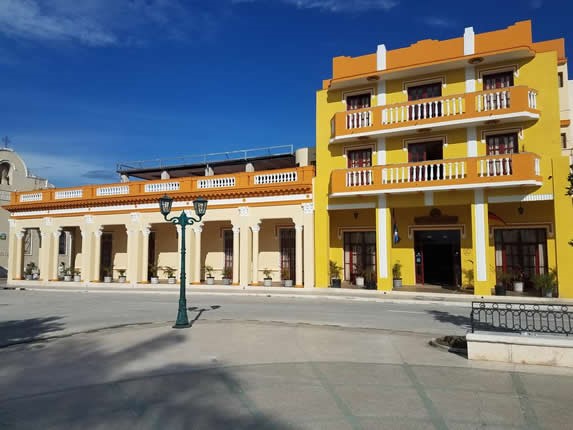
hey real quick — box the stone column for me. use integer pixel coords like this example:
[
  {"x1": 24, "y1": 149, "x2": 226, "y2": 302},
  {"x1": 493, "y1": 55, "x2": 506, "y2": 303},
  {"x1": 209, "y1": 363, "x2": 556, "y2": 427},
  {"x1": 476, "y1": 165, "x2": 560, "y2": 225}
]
[
  {"x1": 13, "y1": 230, "x2": 24, "y2": 280},
  {"x1": 251, "y1": 224, "x2": 260, "y2": 285},
  {"x1": 239, "y1": 224, "x2": 251, "y2": 287},
  {"x1": 376, "y1": 195, "x2": 392, "y2": 290},
  {"x1": 185, "y1": 224, "x2": 193, "y2": 284},
  {"x1": 126, "y1": 228, "x2": 140, "y2": 285},
  {"x1": 140, "y1": 226, "x2": 150, "y2": 282},
  {"x1": 192, "y1": 224, "x2": 202, "y2": 284},
  {"x1": 80, "y1": 229, "x2": 91, "y2": 282},
  {"x1": 295, "y1": 224, "x2": 303, "y2": 287},
  {"x1": 93, "y1": 228, "x2": 103, "y2": 281},
  {"x1": 51, "y1": 229, "x2": 62, "y2": 281},
  {"x1": 175, "y1": 225, "x2": 182, "y2": 278},
  {"x1": 39, "y1": 230, "x2": 50, "y2": 281},
  {"x1": 302, "y1": 203, "x2": 315, "y2": 288},
  {"x1": 232, "y1": 226, "x2": 240, "y2": 285}
]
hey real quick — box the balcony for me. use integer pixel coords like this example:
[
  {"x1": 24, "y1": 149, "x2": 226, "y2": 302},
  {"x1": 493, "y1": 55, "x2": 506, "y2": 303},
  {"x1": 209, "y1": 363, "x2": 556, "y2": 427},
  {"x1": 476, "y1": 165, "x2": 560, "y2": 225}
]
[
  {"x1": 330, "y1": 153, "x2": 542, "y2": 197},
  {"x1": 10, "y1": 166, "x2": 315, "y2": 209},
  {"x1": 330, "y1": 86, "x2": 539, "y2": 142}
]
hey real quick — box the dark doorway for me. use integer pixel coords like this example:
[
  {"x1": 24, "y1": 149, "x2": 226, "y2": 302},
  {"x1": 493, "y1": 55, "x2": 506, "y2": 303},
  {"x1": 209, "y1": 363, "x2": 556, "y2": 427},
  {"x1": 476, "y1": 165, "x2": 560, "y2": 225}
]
[
  {"x1": 100, "y1": 233, "x2": 112, "y2": 281},
  {"x1": 414, "y1": 230, "x2": 461, "y2": 287},
  {"x1": 343, "y1": 231, "x2": 376, "y2": 286},
  {"x1": 280, "y1": 229, "x2": 295, "y2": 281},
  {"x1": 223, "y1": 230, "x2": 233, "y2": 273},
  {"x1": 147, "y1": 232, "x2": 156, "y2": 280}
]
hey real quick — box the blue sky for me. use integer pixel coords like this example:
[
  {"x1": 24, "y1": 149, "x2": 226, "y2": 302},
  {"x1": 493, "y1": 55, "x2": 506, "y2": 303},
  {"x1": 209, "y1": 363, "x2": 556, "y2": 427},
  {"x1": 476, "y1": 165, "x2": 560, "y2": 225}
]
[{"x1": 0, "y1": 0, "x2": 570, "y2": 187}]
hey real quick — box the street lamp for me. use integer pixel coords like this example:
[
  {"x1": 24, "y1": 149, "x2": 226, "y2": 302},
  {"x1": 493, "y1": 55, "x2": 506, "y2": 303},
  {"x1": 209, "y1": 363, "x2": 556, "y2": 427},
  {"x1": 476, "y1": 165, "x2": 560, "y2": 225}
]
[{"x1": 159, "y1": 194, "x2": 208, "y2": 328}]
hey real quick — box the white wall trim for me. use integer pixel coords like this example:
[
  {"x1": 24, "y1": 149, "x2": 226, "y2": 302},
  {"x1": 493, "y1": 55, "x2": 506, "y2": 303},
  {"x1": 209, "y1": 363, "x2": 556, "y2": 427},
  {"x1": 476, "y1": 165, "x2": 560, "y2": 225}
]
[
  {"x1": 376, "y1": 138, "x2": 386, "y2": 166},
  {"x1": 330, "y1": 180, "x2": 543, "y2": 198},
  {"x1": 467, "y1": 127, "x2": 478, "y2": 157},
  {"x1": 474, "y1": 189, "x2": 487, "y2": 282},
  {"x1": 463, "y1": 27, "x2": 475, "y2": 55},
  {"x1": 377, "y1": 80, "x2": 386, "y2": 106},
  {"x1": 10, "y1": 194, "x2": 312, "y2": 217},
  {"x1": 377, "y1": 195, "x2": 388, "y2": 279},
  {"x1": 376, "y1": 44, "x2": 387, "y2": 71},
  {"x1": 424, "y1": 192, "x2": 434, "y2": 206},
  {"x1": 465, "y1": 66, "x2": 476, "y2": 93}
]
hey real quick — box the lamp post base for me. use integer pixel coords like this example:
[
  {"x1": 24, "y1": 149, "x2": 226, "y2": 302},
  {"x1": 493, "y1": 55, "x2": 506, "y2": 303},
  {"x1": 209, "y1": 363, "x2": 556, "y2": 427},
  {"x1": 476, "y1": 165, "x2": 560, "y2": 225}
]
[{"x1": 172, "y1": 323, "x2": 192, "y2": 329}]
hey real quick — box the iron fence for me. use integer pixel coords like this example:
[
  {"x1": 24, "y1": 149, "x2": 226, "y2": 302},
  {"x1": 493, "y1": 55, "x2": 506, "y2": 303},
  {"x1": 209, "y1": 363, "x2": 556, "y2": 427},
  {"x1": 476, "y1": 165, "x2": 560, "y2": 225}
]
[{"x1": 470, "y1": 301, "x2": 573, "y2": 336}]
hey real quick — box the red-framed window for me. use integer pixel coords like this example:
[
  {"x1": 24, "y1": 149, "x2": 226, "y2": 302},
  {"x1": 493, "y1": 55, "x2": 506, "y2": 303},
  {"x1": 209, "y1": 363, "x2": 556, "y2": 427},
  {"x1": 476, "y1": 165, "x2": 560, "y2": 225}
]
[
  {"x1": 483, "y1": 71, "x2": 514, "y2": 90},
  {"x1": 343, "y1": 231, "x2": 376, "y2": 283},
  {"x1": 486, "y1": 133, "x2": 518, "y2": 155},
  {"x1": 346, "y1": 93, "x2": 371, "y2": 111},
  {"x1": 347, "y1": 149, "x2": 372, "y2": 168}
]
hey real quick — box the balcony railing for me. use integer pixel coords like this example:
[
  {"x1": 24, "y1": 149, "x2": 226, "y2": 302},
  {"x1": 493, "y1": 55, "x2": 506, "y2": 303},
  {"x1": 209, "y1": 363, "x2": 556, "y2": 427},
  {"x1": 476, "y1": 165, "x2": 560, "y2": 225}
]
[
  {"x1": 11, "y1": 166, "x2": 315, "y2": 207},
  {"x1": 331, "y1": 153, "x2": 541, "y2": 196},
  {"x1": 331, "y1": 86, "x2": 539, "y2": 141}
]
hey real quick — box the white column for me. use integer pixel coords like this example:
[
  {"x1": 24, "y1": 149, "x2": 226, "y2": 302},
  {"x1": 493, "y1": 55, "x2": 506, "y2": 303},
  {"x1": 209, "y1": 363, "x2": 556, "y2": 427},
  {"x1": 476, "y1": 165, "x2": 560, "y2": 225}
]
[
  {"x1": 13, "y1": 230, "x2": 24, "y2": 280},
  {"x1": 185, "y1": 224, "x2": 193, "y2": 284},
  {"x1": 467, "y1": 127, "x2": 477, "y2": 157},
  {"x1": 232, "y1": 226, "x2": 240, "y2": 285},
  {"x1": 465, "y1": 66, "x2": 476, "y2": 93},
  {"x1": 303, "y1": 203, "x2": 315, "y2": 289},
  {"x1": 126, "y1": 228, "x2": 140, "y2": 284},
  {"x1": 239, "y1": 224, "x2": 251, "y2": 286},
  {"x1": 473, "y1": 190, "x2": 488, "y2": 282},
  {"x1": 51, "y1": 229, "x2": 62, "y2": 281},
  {"x1": 39, "y1": 230, "x2": 50, "y2": 281},
  {"x1": 295, "y1": 224, "x2": 303, "y2": 287},
  {"x1": 175, "y1": 225, "x2": 182, "y2": 277},
  {"x1": 80, "y1": 229, "x2": 91, "y2": 281},
  {"x1": 251, "y1": 224, "x2": 260, "y2": 285},
  {"x1": 141, "y1": 227, "x2": 150, "y2": 282},
  {"x1": 93, "y1": 228, "x2": 103, "y2": 281},
  {"x1": 192, "y1": 225, "x2": 202, "y2": 284},
  {"x1": 377, "y1": 196, "x2": 389, "y2": 280}
]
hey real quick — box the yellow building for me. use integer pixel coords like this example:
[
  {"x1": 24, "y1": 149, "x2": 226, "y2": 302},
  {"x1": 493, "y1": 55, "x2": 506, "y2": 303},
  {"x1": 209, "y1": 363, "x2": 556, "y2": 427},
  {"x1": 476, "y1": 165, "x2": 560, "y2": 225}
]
[
  {"x1": 315, "y1": 21, "x2": 573, "y2": 297},
  {"x1": 6, "y1": 147, "x2": 316, "y2": 288}
]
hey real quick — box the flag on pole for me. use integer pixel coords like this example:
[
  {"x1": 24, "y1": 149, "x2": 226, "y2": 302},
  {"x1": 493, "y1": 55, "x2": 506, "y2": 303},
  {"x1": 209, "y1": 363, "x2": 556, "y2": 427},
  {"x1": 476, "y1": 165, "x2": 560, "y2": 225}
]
[{"x1": 392, "y1": 209, "x2": 400, "y2": 244}]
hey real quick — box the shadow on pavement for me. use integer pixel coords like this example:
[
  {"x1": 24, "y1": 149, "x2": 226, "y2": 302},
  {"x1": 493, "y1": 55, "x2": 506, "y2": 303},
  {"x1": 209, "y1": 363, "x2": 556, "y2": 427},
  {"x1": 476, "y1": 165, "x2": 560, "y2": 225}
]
[
  {"x1": 0, "y1": 326, "x2": 290, "y2": 429},
  {"x1": 426, "y1": 310, "x2": 471, "y2": 331},
  {"x1": 188, "y1": 305, "x2": 221, "y2": 327},
  {"x1": 0, "y1": 317, "x2": 65, "y2": 347}
]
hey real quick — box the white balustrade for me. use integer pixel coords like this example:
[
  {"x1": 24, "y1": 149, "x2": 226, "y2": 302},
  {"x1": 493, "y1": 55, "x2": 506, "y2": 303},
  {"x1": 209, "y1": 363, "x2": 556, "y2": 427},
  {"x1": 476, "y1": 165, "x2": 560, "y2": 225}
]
[
  {"x1": 96, "y1": 185, "x2": 130, "y2": 196},
  {"x1": 381, "y1": 161, "x2": 466, "y2": 184},
  {"x1": 144, "y1": 182, "x2": 180, "y2": 193},
  {"x1": 528, "y1": 90, "x2": 537, "y2": 109},
  {"x1": 381, "y1": 97, "x2": 464, "y2": 125},
  {"x1": 476, "y1": 90, "x2": 511, "y2": 112},
  {"x1": 346, "y1": 170, "x2": 373, "y2": 187},
  {"x1": 254, "y1": 171, "x2": 297, "y2": 185},
  {"x1": 55, "y1": 189, "x2": 83, "y2": 199},
  {"x1": 346, "y1": 111, "x2": 372, "y2": 129},
  {"x1": 198, "y1": 177, "x2": 236, "y2": 189},
  {"x1": 20, "y1": 192, "x2": 43, "y2": 202},
  {"x1": 479, "y1": 157, "x2": 513, "y2": 177}
]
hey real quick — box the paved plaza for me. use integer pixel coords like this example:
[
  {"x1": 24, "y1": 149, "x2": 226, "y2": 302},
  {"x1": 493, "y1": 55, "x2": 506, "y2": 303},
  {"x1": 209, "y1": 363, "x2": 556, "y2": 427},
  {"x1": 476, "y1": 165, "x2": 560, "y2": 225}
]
[{"x1": 1, "y1": 289, "x2": 573, "y2": 429}]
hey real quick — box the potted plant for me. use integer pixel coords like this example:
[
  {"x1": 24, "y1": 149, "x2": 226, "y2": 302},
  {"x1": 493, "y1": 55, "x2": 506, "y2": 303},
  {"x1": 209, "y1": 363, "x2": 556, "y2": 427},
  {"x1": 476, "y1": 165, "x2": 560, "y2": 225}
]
[
  {"x1": 102, "y1": 266, "x2": 113, "y2": 283},
  {"x1": 24, "y1": 262, "x2": 36, "y2": 280},
  {"x1": 392, "y1": 261, "x2": 402, "y2": 288},
  {"x1": 281, "y1": 267, "x2": 293, "y2": 287},
  {"x1": 222, "y1": 266, "x2": 232, "y2": 285},
  {"x1": 263, "y1": 268, "x2": 273, "y2": 287},
  {"x1": 495, "y1": 269, "x2": 513, "y2": 296},
  {"x1": 363, "y1": 267, "x2": 376, "y2": 290},
  {"x1": 73, "y1": 268, "x2": 81, "y2": 282},
  {"x1": 512, "y1": 266, "x2": 525, "y2": 293},
  {"x1": 117, "y1": 268, "x2": 127, "y2": 283},
  {"x1": 163, "y1": 266, "x2": 177, "y2": 284},
  {"x1": 147, "y1": 264, "x2": 159, "y2": 284},
  {"x1": 353, "y1": 263, "x2": 365, "y2": 288},
  {"x1": 63, "y1": 264, "x2": 72, "y2": 282},
  {"x1": 204, "y1": 265, "x2": 214, "y2": 285},
  {"x1": 329, "y1": 260, "x2": 342, "y2": 288},
  {"x1": 533, "y1": 268, "x2": 557, "y2": 298},
  {"x1": 58, "y1": 262, "x2": 67, "y2": 281}
]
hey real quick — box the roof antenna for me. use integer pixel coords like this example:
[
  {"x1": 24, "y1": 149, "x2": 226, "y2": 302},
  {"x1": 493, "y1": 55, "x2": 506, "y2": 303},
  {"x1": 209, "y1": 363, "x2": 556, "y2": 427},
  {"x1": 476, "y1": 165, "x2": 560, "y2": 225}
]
[{"x1": 2, "y1": 136, "x2": 9, "y2": 148}]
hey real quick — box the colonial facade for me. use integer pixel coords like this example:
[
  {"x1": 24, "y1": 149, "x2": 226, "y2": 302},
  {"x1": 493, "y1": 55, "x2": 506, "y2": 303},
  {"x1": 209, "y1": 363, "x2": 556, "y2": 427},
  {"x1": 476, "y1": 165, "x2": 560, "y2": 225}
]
[
  {"x1": 6, "y1": 147, "x2": 316, "y2": 288},
  {"x1": 315, "y1": 21, "x2": 573, "y2": 297},
  {"x1": 0, "y1": 146, "x2": 52, "y2": 276}
]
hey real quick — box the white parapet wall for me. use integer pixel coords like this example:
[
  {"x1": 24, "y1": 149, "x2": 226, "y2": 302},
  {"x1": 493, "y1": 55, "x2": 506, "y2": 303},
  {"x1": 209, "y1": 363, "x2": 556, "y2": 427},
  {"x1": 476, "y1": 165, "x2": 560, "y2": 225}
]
[{"x1": 467, "y1": 332, "x2": 573, "y2": 368}]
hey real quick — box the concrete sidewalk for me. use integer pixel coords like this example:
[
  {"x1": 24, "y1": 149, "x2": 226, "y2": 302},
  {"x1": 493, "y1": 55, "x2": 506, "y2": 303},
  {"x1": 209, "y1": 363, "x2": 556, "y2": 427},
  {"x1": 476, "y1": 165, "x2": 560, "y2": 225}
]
[
  {"x1": 1, "y1": 320, "x2": 573, "y2": 429},
  {"x1": 7, "y1": 280, "x2": 573, "y2": 306}
]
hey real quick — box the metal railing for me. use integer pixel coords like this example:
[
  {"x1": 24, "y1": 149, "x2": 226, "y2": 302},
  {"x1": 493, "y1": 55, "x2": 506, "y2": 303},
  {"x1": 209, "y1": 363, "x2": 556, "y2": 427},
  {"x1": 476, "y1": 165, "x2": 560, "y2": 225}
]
[{"x1": 470, "y1": 301, "x2": 573, "y2": 336}]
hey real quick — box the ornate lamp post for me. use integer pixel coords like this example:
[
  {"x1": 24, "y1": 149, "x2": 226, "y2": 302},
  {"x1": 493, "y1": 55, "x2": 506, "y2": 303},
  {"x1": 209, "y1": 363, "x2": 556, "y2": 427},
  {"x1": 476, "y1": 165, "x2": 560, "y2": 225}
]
[{"x1": 159, "y1": 194, "x2": 208, "y2": 328}]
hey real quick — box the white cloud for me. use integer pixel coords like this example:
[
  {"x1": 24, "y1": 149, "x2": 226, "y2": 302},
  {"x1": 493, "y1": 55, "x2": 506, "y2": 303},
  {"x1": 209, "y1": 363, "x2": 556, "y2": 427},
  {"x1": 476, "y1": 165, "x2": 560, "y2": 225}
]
[
  {"x1": 424, "y1": 16, "x2": 456, "y2": 28},
  {"x1": 234, "y1": 0, "x2": 398, "y2": 12},
  {"x1": 0, "y1": 0, "x2": 203, "y2": 46}
]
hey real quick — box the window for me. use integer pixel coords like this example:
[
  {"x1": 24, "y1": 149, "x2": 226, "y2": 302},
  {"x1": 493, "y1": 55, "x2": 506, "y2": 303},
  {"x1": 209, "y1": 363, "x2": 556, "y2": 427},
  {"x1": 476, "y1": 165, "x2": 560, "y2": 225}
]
[
  {"x1": 343, "y1": 231, "x2": 376, "y2": 283},
  {"x1": 562, "y1": 133, "x2": 568, "y2": 149},
  {"x1": 346, "y1": 93, "x2": 371, "y2": 111},
  {"x1": 347, "y1": 149, "x2": 372, "y2": 168},
  {"x1": 486, "y1": 133, "x2": 518, "y2": 155},
  {"x1": 483, "y1": 71, "x2": 514, "y2": 90},
  {"x1": 24, "y1": 230, "x2": 32, "y2": 256},
  {"x1": 58, "y1": 233, "x2": 67, "y2": 255},
  {"x1": 558, "y1": 72, "x2": 564, "y2": 88},
  {"x1": 407, "y1": 82, "x2": 442, "y2": 120}
]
